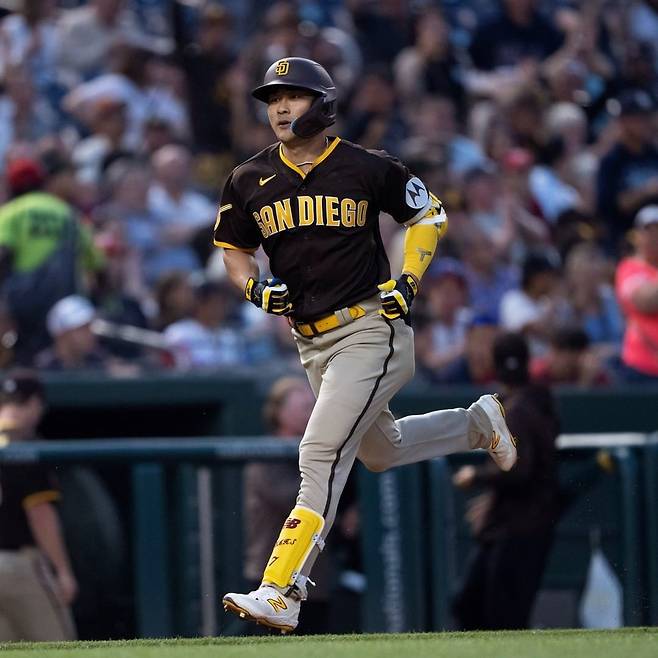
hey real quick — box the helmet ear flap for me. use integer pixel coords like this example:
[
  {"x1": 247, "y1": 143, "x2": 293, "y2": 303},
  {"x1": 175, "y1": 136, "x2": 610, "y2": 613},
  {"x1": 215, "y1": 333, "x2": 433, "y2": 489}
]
[{"x1": 291, "y1": 95, "x2": 336, "y2": 138}]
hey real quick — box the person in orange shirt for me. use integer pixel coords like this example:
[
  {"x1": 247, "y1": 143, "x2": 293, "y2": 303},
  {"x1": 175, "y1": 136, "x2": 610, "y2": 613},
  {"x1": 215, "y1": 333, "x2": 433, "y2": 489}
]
[{"x1": 615, "y1": 205, "x2": 658, "y2": 381}]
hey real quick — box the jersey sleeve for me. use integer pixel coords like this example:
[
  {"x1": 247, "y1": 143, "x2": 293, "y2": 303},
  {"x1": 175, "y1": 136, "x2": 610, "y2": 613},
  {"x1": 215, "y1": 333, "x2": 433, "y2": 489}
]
[
  {"x1": 213, "y1": 172, "x2": 261, "y2": 252},
  {"x1": 11, "y1": 464, "x2": 60, "y2": 510},
  {"x1": 377, "y1": 155, "x2": 431, "y2": 225}
]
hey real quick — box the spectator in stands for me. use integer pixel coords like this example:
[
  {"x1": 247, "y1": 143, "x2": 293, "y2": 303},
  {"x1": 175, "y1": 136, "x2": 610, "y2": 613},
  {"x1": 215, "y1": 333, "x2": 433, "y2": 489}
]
[
  {"x1": 461, "y1": 228, "x2": 519, "y2": 319},
  {"x1": 152, "y1": 270, "x2": 194, "y2": 332},
  {"x1": 628, "y1": 1, "x2": 658, "y2": 71},
  {"x1": 64, "y1": 44, "x2": 187, "y2": 151},
  {"x1": 163, "y1": 276, "x2": 247, "y2": 370},
  {"x1": 0, "y1": 63, "x2": 58, "y2": 154},
  {"x1": 54, "y1": 0, "x2": 147, "y2": 82},
  {"x1": 543, "y1": 4, "x2": 614, "y2": 108},
  {"x1": 393, "y1": 8, "x2": 465, "y2": 112},
  {"x1": 243, "y1": 375, "x2": 331, "y2": 634},
  {"x1": 72, "y1": 97, "x2": 129, "y2": 185},
  {"x1": 501, "y1": 84, "x2": 551, "y2": 163},
  {"x1": 0, "y1": 370, "x2": 77, "y2": 642},
  {"x1": 93, "y1": 158, "x2": 166, "y2": 286},
  {"x1": 171, "y1": 0, "x2": 235, "y2": 155},
  {"x1": 148, "y1": 144, "x2": 216, "y2": 273},
  {"x1": 35, "y1": 295, "x2": 112, "y2": 371},
  {"x1": 452, "y1": 332, "x2": 560, "y2": 630},
  {"x1": 340, "y1": 0, "x2": 411, "y2": 67},
  {"x1": 342, "y1": 67, "x2": 405, "y2": 154},
  {"x1": 0, "y1": 0, "x2": 59, "y2": 97},
  {"x1": 597, "y1": 89, "x2": 658, "y2": 249},
  {"x1": 612, "y1": 41, "x2": 658, "y2": 106},
  {"x1": 544, "y1": 102, "x2": 598, "y2": 215},
  {"x1": 615, "y1": 205, "x2": 658, "y2": 381},
  {"x1": 427, "y1": 314, "x2": 499, "y2": 386},
  {"x1": 461, "y1": 166, "x2": 516, "y2": 260},
  {"x1": 90, "y1": 229, "x2": 150, "y2": 361},
  {"x1": 466, "y1": 0, "x2": 564, "y2": 98},
  {"x1": 415, "y1": 258, "x2": 472, "y2": 382},
  {"x1": 461, "y1": 163, "x2": 547, "y2": 262},
  {"x1": 0, "y1": 158, "x2": 104, "y2": 363},
  {"x1": 499, "y1": 251, "x2": 568, "y2": 355},
  {"x1": 563, "y1": 242, "x2": 624, "y2": 356},
  {"x1": 530, "y1": 327, "x2": 610, "y2": 387},
  {"x1": 400, "y1": 96, "x2": 486, "y2": 180}
]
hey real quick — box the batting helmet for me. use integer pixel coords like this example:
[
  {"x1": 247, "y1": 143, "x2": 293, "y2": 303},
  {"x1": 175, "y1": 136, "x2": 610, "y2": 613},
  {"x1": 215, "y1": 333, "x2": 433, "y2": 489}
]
[{"x1": 252, "y1": 57, "x2": 337, "y2": 138}]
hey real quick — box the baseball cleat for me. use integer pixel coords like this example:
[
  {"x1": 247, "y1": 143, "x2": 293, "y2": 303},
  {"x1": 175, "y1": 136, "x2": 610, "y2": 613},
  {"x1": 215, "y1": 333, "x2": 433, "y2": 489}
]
[
  {"x1": 222, "y1": 585, "x2": 300, "y2": 633},
  {"x1": 475, "y1": 394, "x2": 517, "y2": 471}
]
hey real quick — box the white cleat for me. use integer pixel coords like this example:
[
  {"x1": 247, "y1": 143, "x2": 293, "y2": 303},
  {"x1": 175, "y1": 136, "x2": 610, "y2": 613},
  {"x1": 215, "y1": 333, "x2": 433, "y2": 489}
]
[
  {"x1": 222, "y1": 585, "x2": 300, "y2": 634},
  {"x1": 475, "y1": 394, "x2": 517, "y2": 471}
]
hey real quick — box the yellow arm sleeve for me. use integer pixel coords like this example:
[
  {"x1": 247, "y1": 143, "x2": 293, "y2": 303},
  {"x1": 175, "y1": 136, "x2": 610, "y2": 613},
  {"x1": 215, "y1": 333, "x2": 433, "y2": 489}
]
[{"x1": 401, "y1": 193, "x2": 448, "y2": 282}]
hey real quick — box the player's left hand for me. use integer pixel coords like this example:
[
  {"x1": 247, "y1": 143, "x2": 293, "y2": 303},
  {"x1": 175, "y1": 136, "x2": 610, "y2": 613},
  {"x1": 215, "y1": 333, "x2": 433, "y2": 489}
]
[{"x1": 378, "y1": 273, "x2": 418, "y2": 322}]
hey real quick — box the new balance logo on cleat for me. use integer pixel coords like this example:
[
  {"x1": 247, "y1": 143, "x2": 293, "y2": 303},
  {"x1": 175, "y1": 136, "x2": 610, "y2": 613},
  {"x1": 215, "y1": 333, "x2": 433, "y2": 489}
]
[
  {"x1": 223, "y1": 585, "x2": 300, "y2": 633},
  {"x1": 268, "y1": 596, "x2": 288, "y2": 612}
]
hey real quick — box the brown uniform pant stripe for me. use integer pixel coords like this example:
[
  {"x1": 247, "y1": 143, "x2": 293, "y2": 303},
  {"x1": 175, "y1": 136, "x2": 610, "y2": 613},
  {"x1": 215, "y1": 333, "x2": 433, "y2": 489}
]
[{"x1": 322, "y1": 319, "x2": 396, "y2": 519}]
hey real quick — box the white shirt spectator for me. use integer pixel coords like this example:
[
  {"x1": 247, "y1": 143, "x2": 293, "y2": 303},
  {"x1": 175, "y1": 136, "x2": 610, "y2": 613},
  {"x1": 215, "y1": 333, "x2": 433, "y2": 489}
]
[
  {"x1": 54, "y1": 5, "x2": 146, "y2": 81},
  {"x1": 147, "y1": 183, "x2": 215, "y2": 230},
  {"x1": 163, "y1": 319, "x2": 246, "y2": 370},
  {"x1": 429, "y1": 308, "x2": 472, "y2": 357},
  {"x1": 0, "y1": 13, "x2": 58, "y2": 88},
  {"x1": 529, "y1": 165, "x2": 581, "y2": 223},
  {"x1": 500, "y1": 290, "x2": 548, "y2": 332},
  {"x1": 65, "y1": 75, "x2": 187, "y2": 149}
]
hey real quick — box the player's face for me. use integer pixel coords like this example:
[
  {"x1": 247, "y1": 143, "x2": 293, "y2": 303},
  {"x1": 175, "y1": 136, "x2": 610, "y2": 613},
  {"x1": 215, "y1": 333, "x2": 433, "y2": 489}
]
[{"x1": 266, "y1": 88, "x2": 315, "y2": 143}]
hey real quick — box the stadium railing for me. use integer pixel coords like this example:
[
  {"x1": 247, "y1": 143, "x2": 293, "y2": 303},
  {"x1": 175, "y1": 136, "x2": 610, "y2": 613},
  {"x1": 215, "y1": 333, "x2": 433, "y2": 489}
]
[{"x1": 1, "y1": 433, "x2": 656, "y2": 637}]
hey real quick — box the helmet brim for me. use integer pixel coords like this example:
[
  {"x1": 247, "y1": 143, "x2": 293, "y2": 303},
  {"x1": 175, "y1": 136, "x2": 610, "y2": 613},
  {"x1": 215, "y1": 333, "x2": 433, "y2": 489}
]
[{"x1": 252, "y1": 82, "x2": 322, "y2": 103}]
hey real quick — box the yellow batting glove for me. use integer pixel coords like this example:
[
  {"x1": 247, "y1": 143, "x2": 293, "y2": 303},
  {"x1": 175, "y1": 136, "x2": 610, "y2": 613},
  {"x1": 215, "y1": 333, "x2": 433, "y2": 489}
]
[{"x1": 378, "y1": 274, "x2": 418, "y2": 322}]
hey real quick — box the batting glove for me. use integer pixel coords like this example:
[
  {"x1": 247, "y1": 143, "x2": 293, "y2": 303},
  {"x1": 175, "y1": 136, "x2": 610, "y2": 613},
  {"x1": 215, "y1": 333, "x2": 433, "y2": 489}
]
[
  {"x1": 378, "y1": 273, "x2": 418, "y2": 322},
  {"x1": 245, "y1": 277, "x2": 292, "y2": 315}
]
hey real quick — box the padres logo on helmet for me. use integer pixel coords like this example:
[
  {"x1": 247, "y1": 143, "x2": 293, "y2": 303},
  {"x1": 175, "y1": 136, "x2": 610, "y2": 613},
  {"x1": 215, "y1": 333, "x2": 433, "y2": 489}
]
[{"x1": 275, "y1": 60, "x2": 290, "y2": 76}]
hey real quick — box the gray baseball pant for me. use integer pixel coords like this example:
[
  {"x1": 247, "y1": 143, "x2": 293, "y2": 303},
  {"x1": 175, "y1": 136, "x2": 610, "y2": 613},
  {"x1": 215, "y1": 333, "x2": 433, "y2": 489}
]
[{"x1": 290, "y1": 294, "x2": 493, "y2": 582}]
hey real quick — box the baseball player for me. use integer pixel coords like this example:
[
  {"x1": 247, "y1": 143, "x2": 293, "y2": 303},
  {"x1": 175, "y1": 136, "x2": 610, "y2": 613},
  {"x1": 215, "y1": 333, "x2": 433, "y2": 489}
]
[{"x1": 215, "y1": 57, "x2": 517, "y2": 633}]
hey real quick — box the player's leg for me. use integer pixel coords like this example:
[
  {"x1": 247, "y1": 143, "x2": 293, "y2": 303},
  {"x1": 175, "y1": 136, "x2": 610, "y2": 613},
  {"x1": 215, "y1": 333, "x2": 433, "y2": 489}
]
[
  {"x1": 452, "y1": 543, "x2": 490, "y2": 631},
  {"x1": 482, "y1": 532, "x2": 553, "y2": 629},
  {"x1": 8, "y1": 550, "x2": 76, "y2": 641},
  {"x1": 224, "y1": 313, "x2": 413, "y2": 631},
  {"x1": 357, "y1": 395, "x2": 516, "y2": 472}
]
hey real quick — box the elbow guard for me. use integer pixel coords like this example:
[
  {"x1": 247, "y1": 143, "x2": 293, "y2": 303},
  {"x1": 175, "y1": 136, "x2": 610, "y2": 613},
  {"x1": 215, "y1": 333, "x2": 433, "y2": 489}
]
[{"x1": 402, "y1": 192, "x2": 448, "y2": 281}]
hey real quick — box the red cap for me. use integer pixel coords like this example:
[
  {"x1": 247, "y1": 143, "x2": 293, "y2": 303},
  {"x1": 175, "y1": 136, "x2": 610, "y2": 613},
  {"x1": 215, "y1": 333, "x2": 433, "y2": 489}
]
[{"x1": 6, "y1": 159, "x2": 46, "y2": 196}]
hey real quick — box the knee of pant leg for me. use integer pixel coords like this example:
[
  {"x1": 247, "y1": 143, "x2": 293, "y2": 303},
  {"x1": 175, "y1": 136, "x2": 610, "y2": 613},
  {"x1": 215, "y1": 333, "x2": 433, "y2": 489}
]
[{"x1": 359, "y1": 454, "x2": 390, "y2": 473}]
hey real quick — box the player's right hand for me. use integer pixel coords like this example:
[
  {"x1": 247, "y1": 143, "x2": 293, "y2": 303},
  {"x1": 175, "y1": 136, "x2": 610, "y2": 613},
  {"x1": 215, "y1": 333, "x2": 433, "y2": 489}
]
[{"x1": 245, "y1": 277, "x2": 292, "y2": 315}]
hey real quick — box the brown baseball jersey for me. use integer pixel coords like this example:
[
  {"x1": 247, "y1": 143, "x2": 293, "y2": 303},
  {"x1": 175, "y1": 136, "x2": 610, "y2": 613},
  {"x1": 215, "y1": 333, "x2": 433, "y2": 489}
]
[
  {"x1": 0, "y1": 461, "x2": 60, "y2": 549},
  {"x1": 213, "y1": 137, "x2": 432, "y2": 321}
]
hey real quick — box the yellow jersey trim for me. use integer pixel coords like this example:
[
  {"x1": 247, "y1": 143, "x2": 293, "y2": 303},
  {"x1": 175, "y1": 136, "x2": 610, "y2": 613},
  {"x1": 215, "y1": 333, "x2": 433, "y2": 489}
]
[
  {"x1": 213, "y1": 240, "x2": 257, "y2": 253},
  {"x1": 278, "y1": 137, "x2": 341, "y2": 179},
  {"x1": 22, "y1": 490, "x2": 60, "y2": 510}
]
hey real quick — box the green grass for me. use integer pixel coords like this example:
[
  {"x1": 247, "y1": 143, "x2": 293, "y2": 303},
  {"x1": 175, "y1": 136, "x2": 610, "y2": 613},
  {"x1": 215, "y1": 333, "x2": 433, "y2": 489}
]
[{"x1": 1, "y1": 629, "x2": 657, "y2": 658}]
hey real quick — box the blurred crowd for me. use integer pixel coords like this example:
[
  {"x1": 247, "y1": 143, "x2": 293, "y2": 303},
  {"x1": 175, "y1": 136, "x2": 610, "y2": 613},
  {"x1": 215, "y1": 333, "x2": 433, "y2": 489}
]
[{"x1": 1, "y1": 0, "x2": 658, "y2": 386}]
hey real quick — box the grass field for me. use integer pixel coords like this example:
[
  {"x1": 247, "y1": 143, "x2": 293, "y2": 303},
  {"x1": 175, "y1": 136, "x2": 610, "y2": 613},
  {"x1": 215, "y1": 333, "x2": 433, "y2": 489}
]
[{"x1": 1, "y1": 628, "x2": 657, "y2": 658}]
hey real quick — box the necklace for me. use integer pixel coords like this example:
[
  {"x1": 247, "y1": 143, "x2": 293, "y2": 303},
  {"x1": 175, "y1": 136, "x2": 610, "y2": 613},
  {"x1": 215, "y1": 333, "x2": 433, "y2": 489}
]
[{"x1": 294, "y1": 137, "x2": 329, "y2": 167}]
